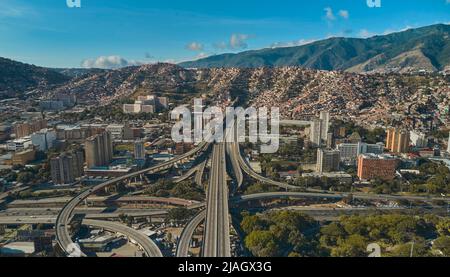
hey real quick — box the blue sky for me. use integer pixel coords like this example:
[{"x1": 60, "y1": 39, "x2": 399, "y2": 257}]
[{"x1": 0, "y1": 0, "x2": 449, "y2": 68}]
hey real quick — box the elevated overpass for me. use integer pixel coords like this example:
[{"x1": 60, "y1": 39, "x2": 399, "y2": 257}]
[
  {"x1": 202, "y1": 143, "x2": 231, "y2": 257},
  {"x1": 56, "y1": 141, "x2": 210, "y2": 256}
]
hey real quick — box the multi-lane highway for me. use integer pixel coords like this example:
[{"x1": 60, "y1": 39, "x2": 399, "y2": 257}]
[
  {"x1": 0, "y1": 217, "x2": 162, "y2": 257},
  {"x1": 1, "y1": 208, "x2": 168, "y2": 219},
  {"x1": 232, "y1": 192, "x2": 450, "y2": 204},
  {"x1": 43, "y1": 106, "x2": 450, "y2": 258},
  {"x1": 176, "y1": 210, "x2": 206, "y2": 257},
  {"x1": 174, "y1": 163, "x2": 203, "y2": 184},
  {"x1": 202, "y1": 143, "x2": 231, "y2": 257},
  {"x1": 195, "y1": 160, "x2": 207, "y2": 187},
  {"x1": 82, "y1": 219, "x2": 163, "y2": 257},
  {"x1": 226, "y1": 123, "x2": 243, "y2": 190},
  {"x1": 56, "y1": 141, "x2": 209, "y2": 256}
]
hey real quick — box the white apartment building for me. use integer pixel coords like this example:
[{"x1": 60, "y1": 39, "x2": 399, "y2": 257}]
[
  {"x1": 337, "y1": 142, "x2": 384, "y2": 163},
  {"x1": 310, "y1": 119, "x2": 323, "y2": 146},
  {"x1": 320, "y1": 111, "x2": 330, "y2": 141},
  {"x1": 31, "y1": 129, "x2": 57, "y2": 151},
  {"x1": 410, "y1": 131, "x2": 428, "y2": 148}
]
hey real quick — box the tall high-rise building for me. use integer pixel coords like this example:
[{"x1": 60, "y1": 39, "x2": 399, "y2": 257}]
[
  {"x1": 50, "y1": 151, "x2": 84, "y2": 185},
  {"x1": 31, "y1": 129, "x2": 57, "y2": 151},
  {"x1": 326, "y1": 133, "x2": 334, "y2": 149},
  {"x1": 320, "y1": 111, "x2": 330, "y2": 141},
  {"x1": 14, "y1": 119, "x2": 47, "y2": 139},
  {"x1": 134, "y1": 139, "x2": 145, "y2": 160},
  {"x1": 85, "y1": 132, "x2": 113, "y2": 169},
  {"x1": 357, "y1": 154, "x2": 398, "y2": 181},
  {"x1": 316, "y1": 149, "x2": 340, "y2": 173},
  {"x1": 310, "y1": 119, "x2": 323, "y2": 146},
  {"x1": 386, "y1": 128, "x2": 410, "y2": 153}
]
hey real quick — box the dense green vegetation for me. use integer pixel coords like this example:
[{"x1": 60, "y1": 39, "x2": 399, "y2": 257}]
[
  {"x1": 240, "y1": 211, "x2": 450, "y2": 257},
  {"x1": 373, "y1": 161, "x2": 450, "y2": 195},
  {"x1": 0, "y1": 164, "x2": 50, "y2": 186},
  {"x1": 144, "y1": 180, "x2": 205, "y2": 201},
  {"x1": 167, "y1": 207, "x2": 196, "y2": 222},
  {"x1": 243, "y1": 182, "x2": 279, "y2": 195},
  {"x1": 241, "y1": 211, "x2": 322, "y2": 257}
]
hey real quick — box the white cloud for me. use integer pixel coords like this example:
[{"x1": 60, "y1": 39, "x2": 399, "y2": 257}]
[
  {"x1": 186, "y1": 42, "x2": 204, "y2": 51},
  {"x1": 339, "y1": 10, "x2": 349, "y2": 19},
  {"x1": 213, "y1": 34, "x2": 252, "y2": 50},
  {"x1": 81, "y1": 55, "x2": 142, "y2": 69},
  {"x1": 324, "y1": 7, "x2": 335, "y2": 21},
  {"x1": 230, "y1": 34, "x2": 250, "y2": 49}
]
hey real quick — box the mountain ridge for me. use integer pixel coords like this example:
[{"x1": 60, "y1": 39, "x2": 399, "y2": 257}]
[{"x1": 179, "y1": 24, "x2": 450, "y2": 73}]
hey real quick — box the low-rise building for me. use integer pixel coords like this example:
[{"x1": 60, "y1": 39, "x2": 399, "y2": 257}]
[
  {"x1": 12, "y1": 149, "x2": 36, "y2": 166},
  {"x1": 337, "y1": 142, "x2": 384, "y2": 163},
  {"x1": 357, "y1": 154, "x2": 398, "y2": 181},
  {"x1": 84, "y1": 165, "x2": 134, "y2": 178},
  {"x1": 39, "y1": 100, "x2": 65, "y2": 111},
  {"x1": 302, "y1": 172, "x2": 353, "y2": 185},
  {"x1": 7, "y1": 137, "x2": 32, "y2": 151}
]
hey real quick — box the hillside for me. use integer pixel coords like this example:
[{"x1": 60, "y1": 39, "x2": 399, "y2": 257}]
[
  {"x1": 0, "y1": 57, "x2": 447, "y2": 128},
  {"x1": 42, "y1": 63, "x2": 449, "y2": 129},
  {"x1": 179, "y1": 24, "x2": 450, "y2": 73},
  {"x1": 45, "y1": 63, "x2": 200, "y2": 103},
  {"x1": 0, "y1": 57, "x2": 70, "y2": 99}
]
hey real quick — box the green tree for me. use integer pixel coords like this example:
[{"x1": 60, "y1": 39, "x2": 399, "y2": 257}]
[
  {"x1": 433, "y1": 236, "x2": 450, "y2": 256},
  {"x1": 17, "y1": 172, "x2": 34, "y2": 184},
  {"x1": 245, "y1": 230, "x2": 280, "y2": 257},
  {"x1": 331, "y1": 234, "x2": 367, "y2": 257},
  {"x1": 320, "y1": 222, "x2": 346, "y2": 248},
  {"x1": 241, "y1": 215, "x2": 267, "y2": 234},
  {"x1": 389, "y1": 239, "x2": 430, "y2": 257}
]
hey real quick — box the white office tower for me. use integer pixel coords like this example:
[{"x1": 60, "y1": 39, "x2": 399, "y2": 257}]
[
  {"x1": 338, "y1": 142, "x2": 384, "y2": 163},
  {"x1": 310, "y1": 119, "x2": 323, "y2": 146},
  {"x1": 320, "y1": 111, "x2": 330, "y2": 141}
]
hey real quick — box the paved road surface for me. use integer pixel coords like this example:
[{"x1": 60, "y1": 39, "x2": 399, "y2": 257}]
[
  {"x1": 203, "y1": 143, "x2": 231, "y2": 257},
  {"x1": 176, "y1": 210, "x2": 206, "y2": 257}
]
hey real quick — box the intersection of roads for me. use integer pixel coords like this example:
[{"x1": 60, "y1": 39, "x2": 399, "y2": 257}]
[{"x1": 1, "y1": 122, "x2": 449, "y2": 257}]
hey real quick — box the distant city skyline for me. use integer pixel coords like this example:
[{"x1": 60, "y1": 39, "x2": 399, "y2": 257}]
[{"x1": 0, "y1": 0, "x2": 449, "y2": 68}]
